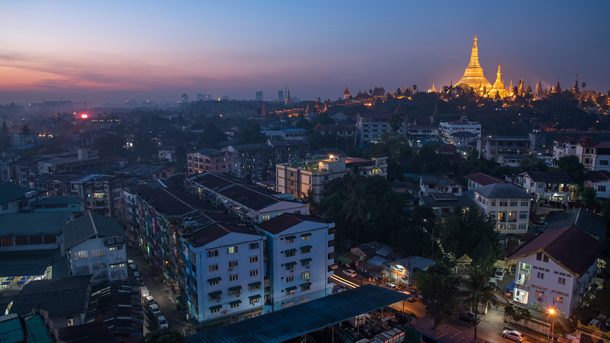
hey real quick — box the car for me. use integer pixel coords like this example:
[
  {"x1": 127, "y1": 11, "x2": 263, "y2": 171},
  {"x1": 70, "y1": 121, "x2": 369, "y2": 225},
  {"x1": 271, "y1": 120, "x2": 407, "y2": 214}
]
[
  {"x1": 459, "y1": 311, "x2": 480, "y2": 325},
  {"x1": 385, "y1": 282, "x2": 397, "y2": 289},
  {"x1": 157, "y1": 315, "x2": 169, "y2": 329},
  {"x1": 128, "y1": 259, "x2": 138, "y2": 271},
  {"x1": 342, "y1": 269, "x2": 357, "y2": 278},
  {"x1": 133, "y1": 270, "x2": 141, "y2": 279},
  {"x1": 143, "y1": 295, "x2": 155, "y2": 306},
  {"x1": 495, "y1": 268, "x2": 506, "y2": 280},
  {"x1": 502, "y1": 329, "x2": 524, "y2": 342},
  {"x1": 148, "y1": 303, "x2": 162, "y2": 317},
  {"x1": 141, "y1": 286, "x2": 150, "y2": 298}
]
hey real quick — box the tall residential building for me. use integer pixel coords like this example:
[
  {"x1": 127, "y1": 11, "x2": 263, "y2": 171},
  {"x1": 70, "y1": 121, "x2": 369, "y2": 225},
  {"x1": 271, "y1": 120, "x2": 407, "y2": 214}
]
[
  {"x1": 255, "y1": 91, "x2": 264, "y2": 102},
  {"x1": 473, "y1": 183, "x2": 531, "y2": 234},
  {"x1": 256, "y1": 214, "x2": 335, "y2": 311},
  {"x1": 275, "y1": 155, "x2": 387, "y2": 203},
  {"x1": 181, "y1": 223, "x2": 265, "y2": 325}
]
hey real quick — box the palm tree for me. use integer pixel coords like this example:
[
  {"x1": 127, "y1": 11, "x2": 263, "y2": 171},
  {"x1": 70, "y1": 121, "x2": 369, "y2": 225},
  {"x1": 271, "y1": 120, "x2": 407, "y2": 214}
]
[
  {"x1": 462, "y1": 264, "x2": 498, "y2": 342},
  {"x1": 341, "y1": 183, "x2": 367, "y2": 242}
]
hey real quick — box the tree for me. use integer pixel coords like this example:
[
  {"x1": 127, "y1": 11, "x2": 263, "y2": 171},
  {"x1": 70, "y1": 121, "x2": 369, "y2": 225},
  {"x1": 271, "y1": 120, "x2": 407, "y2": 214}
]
[
  {"x1": 461, "y1": 264, "x2": 498, "y2": 342},
  {"x1": 341, "y1": 182, "x2": 367, "y2": 242},
  {"x1": 141, "y1": 330, "x2": 185, "y2": 343},
  {"x1": 415, "y1": 263, "x2": 459, "y2": 329},
  {"x1": 21, "y1": 124, "x2": 31, "y2": 135},
  {"x1": 199, "y1": 121, "x2": 226, "y2": 148},
  {"x1": 557, "y1": 156, "x2": 585, "y2": 183},
  {"x1": 580, "y1": 186, "x2": 597, "y2": 209},
  {"x1": 235, "y1": 120, "x2": 265, "y2": 144}
]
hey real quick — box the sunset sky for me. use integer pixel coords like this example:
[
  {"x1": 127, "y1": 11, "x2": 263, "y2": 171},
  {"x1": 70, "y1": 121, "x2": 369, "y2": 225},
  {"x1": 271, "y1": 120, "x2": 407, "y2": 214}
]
[{"x1": 1, "y1": 0, "x2": 609, "y2": 103}]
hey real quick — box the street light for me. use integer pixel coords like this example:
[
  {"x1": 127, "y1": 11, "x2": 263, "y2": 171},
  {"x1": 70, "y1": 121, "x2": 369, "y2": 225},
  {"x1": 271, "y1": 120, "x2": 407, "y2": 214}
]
[{"x1": 547, "y1": 307, "x2": 557, "y2": 342}]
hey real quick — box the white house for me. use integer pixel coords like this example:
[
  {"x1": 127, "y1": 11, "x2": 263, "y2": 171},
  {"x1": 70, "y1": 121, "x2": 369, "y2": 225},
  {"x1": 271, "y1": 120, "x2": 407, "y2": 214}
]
[
  {"x1": 520, "y1": 171, "x2": 576, "y2": 203},
  {"x1": 439, "y1": 117, "x2": 481, "y2": 147},
  {"x1": 509, "y1": 226, "x2": 601, "y2": 317},
  {"x1": 575, "y1": 140, "x2": 610, "y2": 171},
  {"x1": 61, "y1": 212, "x2": 128, "y2": 283},
  {"x1": 182, "y1": 223, "x2": 265, "y2": 324},
  {"x1": 552, "y1": 138, "x2": 577, "y2": 161},
  {"x1": 473, "y1": 183, "x2": 531, "y2": 234},
  {"x1": 419, "y1": 175, "x2": 464, "y2": 197},
  {"x1": 585, "y1": 171, "x2": 610, "y2": 198},
  {"x1": 257, "y1": 214, "x2": 335, "y2": 311}
]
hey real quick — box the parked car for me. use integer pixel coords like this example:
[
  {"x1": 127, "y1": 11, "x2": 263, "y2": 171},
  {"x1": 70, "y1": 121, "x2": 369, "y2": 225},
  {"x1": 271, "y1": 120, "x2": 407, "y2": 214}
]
[
  {"x1": 458, "y1": 311, "x2": 480, "y2": 325},
  {"x1": 143, "y1": 295, "x2": 155, "y2": 306},
  {"x1": 148, "y1": 303, "x2": 162, "y2": 317},
  {"x1": 128, "y1": 259, "x2": 137, "y2": 271},
  {"x1": 501, "y1": 329, "x2": 523, "y2": 342},
  {"x1": 157, "y1": 315, "x2": 169, "y2": 329},
  {"x1": 495, "y1": 268, "x2": 506, "y2": 281},
  {"x1": 342, "y1": 269, "x2": 357, "y2": 278},
  {"x1": 141, "y1": 286, "x2": 150, "y2": 298}
]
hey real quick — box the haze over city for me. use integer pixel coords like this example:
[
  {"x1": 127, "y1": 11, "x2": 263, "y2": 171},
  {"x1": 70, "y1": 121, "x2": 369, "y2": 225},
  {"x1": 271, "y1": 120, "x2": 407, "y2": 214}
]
[{"x1": 1, "y1": 0, "x2": 609, "y2": 104}]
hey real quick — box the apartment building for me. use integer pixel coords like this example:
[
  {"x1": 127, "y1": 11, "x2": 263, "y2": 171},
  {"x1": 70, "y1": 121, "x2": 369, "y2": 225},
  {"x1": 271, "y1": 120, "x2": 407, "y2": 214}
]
[
  {"x1": 473, "y1": 183, "x2": 531, "y2": 234},
  {"x1": 439, "y1": 117, "x2": 481, "y2": 148},
  {"x1": 257, "y1": 214, "x2": 335, "y2": 311},
  {"x1": 187, "y1": 149, "x2": 226, "y2": 175},
  {"x1": 419, "y1": 175, "x2": 464, "y2": 197},
  {"x1": 576, "y1": 141, "x2": 610, "y2": 171},
  {"x1": 477, "y1": 136, "x2": 532, "y2": 167},
  {"x1": 70, "y1": 174, "x2": 125, "y2": 217},
  {"x1": 356, "y1": 113, "x2": 406, "y2": 144},
  {"x1": 520, "y1": 171, "x2": 576, "y2": 203},
  {"x1": 510, "y1": 226, "x2": 601, "y2": 317},
  {"x1": 552, "y1": 138, "x2": 578, "y2": 161},
  {"x1": 181, "y1": 223, "x2": 265, "y2": 325}
]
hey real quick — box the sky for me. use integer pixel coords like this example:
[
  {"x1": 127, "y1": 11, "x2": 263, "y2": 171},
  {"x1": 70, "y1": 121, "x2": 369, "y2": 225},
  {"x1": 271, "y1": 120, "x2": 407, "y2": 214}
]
[{"x1": 0, "y1": 0, "x2": 609, "y2": 104}]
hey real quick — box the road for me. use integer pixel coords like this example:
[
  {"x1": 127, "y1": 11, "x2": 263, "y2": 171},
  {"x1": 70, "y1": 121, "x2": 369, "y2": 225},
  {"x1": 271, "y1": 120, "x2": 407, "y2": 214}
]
[{"x1": 129, "y1": 246, "x2": 194, "y2": 336}]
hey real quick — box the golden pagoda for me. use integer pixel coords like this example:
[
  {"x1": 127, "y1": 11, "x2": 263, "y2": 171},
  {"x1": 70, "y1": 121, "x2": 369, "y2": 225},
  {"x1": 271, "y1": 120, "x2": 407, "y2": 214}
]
[
  {"x1": 488, "y1": 64, "x2": 508, "y2": 98},
  {"x1": 456, "y1": 34, "x2": 492, "y2": 92}
]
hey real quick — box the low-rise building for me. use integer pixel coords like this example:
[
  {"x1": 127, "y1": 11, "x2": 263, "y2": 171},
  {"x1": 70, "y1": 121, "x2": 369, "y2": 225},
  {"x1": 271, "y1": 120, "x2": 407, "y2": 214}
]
[
  {"x1": 419, "y1": 175, "x2": 464, "y2": 197},
  {"x1": 477, "y1": 136, "x2": 532, "y2": 166},
  {"x1": 0, "y1": 212, "x2": 68, "y2": 251},
  {"x1": 187, "y1": 149, "x2": 226, "y2": 175},
  {"x1": 356, "y1": 113, "x2": 406, "y2": 144},
  {"x1": 419, "y1": 193, "x2": 474, "y2": 217},
  {"x1": 439, "y1": 117, "x2": 481, "y2": 148},
  {"x1": 0, "y1": 182, "x2": 37, "y2": 214},
  {"x1": 552, "y1": 137, "x2": 577, "y2": 161},
  {"x1": 473, "y1": 183, "x2": 531, "y2": 234},
  {"x1": 181, "y1": 223, "x2": 265, "y2": 324},
  {"x1": 585, "y1": 171, "x2": 610, "y2": 198},
  {"x1": 520, "y1": 171, "x2": 576, "y2": 203},
  {"x1": 257, "y1": 214, "x2": 335, "y2": 311},
  {"x1": 509, "y1": 226, "x2": 601, "y2": 317},
  {"x1": 61, "y1": 212, "x2": 127, "y2": 283}
]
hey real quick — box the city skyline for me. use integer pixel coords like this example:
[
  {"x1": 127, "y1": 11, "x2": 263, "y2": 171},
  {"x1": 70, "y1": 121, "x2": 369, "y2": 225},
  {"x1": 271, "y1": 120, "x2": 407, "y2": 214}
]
[{"x1": 1, "y1": 1, "x2": 609, "y2": 104}]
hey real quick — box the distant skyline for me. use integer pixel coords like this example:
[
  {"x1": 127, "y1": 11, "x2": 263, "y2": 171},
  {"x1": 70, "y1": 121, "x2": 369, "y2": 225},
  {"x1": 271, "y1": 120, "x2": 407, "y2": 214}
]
[{"x1": 1, "y1": 0, "x2": 609, "y2": 104}]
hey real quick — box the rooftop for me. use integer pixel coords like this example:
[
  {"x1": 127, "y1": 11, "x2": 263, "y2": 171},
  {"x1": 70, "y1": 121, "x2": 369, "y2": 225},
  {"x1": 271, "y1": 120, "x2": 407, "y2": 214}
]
[
  {"x1": 258, "y1": 213, "x2": 329, "y2": 235},
  {"x1": 187, "y1": 285, "x2": 409, "y2": 343},
  {"x1": 186, "y1": 222, "x2": 259, "y2": 248},
  {"x1": 509, "y1": 226, "x2": 602, "y2": 276},
  {"x1": 0, "y1": 249, "x2": 69, "y2": 278},
  {"x1": 475, "y1": 183, "x2": 530, "y2": 199},
  {"x1": 58, "y1": 323, "x2": 119, "y2": 343},
  {"x1": 545, "y1": 208, "x2": 606, "y2": 239},
  {"x1": 0, "y1": 314, "x2": 53, "y2": 343},
  {"x1": 62, "y1": 212, "x2": 125, "y2": 250},
  {"x1": 522, "y1": 171, "x2": 575, "y2": 184},
  {"x1": 10, "y1": 276, "x2": 91, "y2": 317},
  {"x1": 0, "y1": 183, "x2": 32, "y2": 204},
  {"x1": 0, "y1": 212, "x2": 69, "y2": 236},
  {"x1": 465, "y1": 172, "x2": 505, "y2": 186}
]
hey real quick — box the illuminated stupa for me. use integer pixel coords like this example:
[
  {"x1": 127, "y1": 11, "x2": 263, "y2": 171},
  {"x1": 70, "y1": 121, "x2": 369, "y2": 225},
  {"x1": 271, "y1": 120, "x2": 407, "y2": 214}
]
[
  {"x1": 488, "y1": 64, "x2": 508, "y2": 98},
  {"x1": 456, "y1": 34, "x2": 492, "y2": 92}
]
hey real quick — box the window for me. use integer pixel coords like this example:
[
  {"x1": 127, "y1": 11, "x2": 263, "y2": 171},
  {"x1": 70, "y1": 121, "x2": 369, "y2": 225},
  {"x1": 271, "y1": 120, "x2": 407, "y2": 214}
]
[
  {"x1": 328, "y1": 240, "x2": 334, "y2": 247},
  {"x1": 301, "y1": 283, "x2": 311, "y2": 291},
  {"x1": 599, "y1": 186, "x2": 607, "y2": 192},
  {"x1": 229, "y1": 260, "x2": 238, "y2": 268},
  {"x1": 490, "y1": 201, "x2": 496, "y2": 206},
  {"x1": 286, "y1": 275, "x2": 294, "y2": 283},
  {"x1": 210, "y1": 306, "x2": 221, "y2": 313},
  {"x1": 229, "y1": 274, "x2": 239, "y2": 281},
  {"x1": 536, "y1": 252, "x2": 549, "y2": 262},
  {"x1": 302, "y1": 271, "x2": 311, "y2": 281},
  {"x1": 208, "y1": 250, "x2": 219, "y2": 258},
  {"x1": 601, "y1": 160, "x2": 609, "y2": 166},
  {"x1": 499, "y1": 201, "x2": 508, "y2": 207},
  {"x1": 250, "y1": 269, "x2": 258, "y2": 277},
  {"x1": 208, "y1": 264, "x2": 218, "y2": 272},
  {"x1": 286, "y1": 287, "x2": 296, "y2": 295},
  {"x1": 301, "y1": 233, "x2": 311, "y2": 241},
  {"x1": 537, "y1": 272, "x2": 544, "y2": 279},
  {"x1": 285, "y1": 236, "x2": 295, "y2": 243},
  {"x1": 227, "y1": 246, "x2": 238, "y2": 254},
  {"x1": 555, "y1": 296, "x2": 564, "y2": 303},
  {"x1": 518, "y1": 223, "x2": 527, "y2": 230},
  {"x1": 558, "y1": 277, "x2": 566, "y2": 285},
  {"x1": 74, "y1": 250, "x2": 88, "y2": 260},
  {"x1": 250, "y1": 256, "x2": 258, "y2": 263},
  {"x1": 285, "y1": 249, "x2": 296, "y2": 257},
  {"x1": 519, "y1": 211, "x2": 528, "y2": 219},
  {"x1": 300, "y1": 246, "x2": 312, "y2": 254},
  {"x1": 510, "y1": 201, "x2": 517, "y2": 206},
  {"x1": 249, "y1": 242, "x2": 259, "y2": 250},
  {"x1": 521, "y1": 201, "x2": 529, "y2": 207},
  {"x1": 230, "y1": 302, "x2": 241, "y2": 309}
]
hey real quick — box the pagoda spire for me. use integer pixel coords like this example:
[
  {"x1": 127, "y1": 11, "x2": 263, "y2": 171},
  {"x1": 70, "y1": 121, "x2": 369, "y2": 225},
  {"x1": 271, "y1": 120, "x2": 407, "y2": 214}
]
[
  {"x1": 456, "y1": 34, "x2": 492, "y2": 91},
  {"x1": 489, "y1": 64, "x2": 508, "y2": 98},
  {"x1": 468, "y1": 34, "x2": 481, "y2": 68}
]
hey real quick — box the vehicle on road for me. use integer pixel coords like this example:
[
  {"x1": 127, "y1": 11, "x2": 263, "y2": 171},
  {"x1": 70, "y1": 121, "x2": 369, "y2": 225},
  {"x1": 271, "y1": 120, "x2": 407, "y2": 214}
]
[
  {"x1": 157, "y1": 315, "x2": 169, "y2": 329},
  {"x1": 458, "y1": 311, "x2": 480, "y2": 324},
  {"x1": 148, "y1": 303, "x2": 162, "y2": 317},
  {"x1": 502, "y1": 329, "x2": 524, "y2": 342},
  {"x1": 342, "y1": 269, "x2": 357, "y2": 278},
  {"x1": 143, "y1": 295, "x2": 155, "y2": 306},
  {"x1": 495, "y1": 268, "x2": 506, "y2": 281},
  {"x1": 385, "y1": 282, "x2": 397, "y2": 289},
  {"x1": 128, "y1": 259, "x2": 138, "y2": 271},
  {"x1": 141, "y1": 286, "x2": 150, "y2": 298}
]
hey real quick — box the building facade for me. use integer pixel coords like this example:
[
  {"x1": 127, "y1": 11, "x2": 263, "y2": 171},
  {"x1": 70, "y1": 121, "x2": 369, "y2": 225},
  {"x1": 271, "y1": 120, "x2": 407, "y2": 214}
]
[{"x1": 473, "y1": 183, "x2": 531, "y2": 234}]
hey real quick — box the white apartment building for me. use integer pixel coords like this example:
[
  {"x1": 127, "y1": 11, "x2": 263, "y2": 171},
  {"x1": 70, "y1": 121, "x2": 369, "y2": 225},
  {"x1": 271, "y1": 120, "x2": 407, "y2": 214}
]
[
  {"x1": 473, "y1": 183, "x2": 531, "y2": 234},
  {"x1": 509, "y1": 226, "x2": 601, "y2": 317},
  {"x1": 257, "y1": 214, "x2": 335, "y2": 311},
  {"x1": 439, "y1": 117, "x2": 481, "y2": 140},
  {"x1": 188, "y1": 173, "x2": 309, "y2": 224},
  {"x1": 356, "y1": 113, "x2": 406, "y2": 143},
  {"x1": 520, "y1": 171, "x2": 576, "y2": 203},
  {"x1": 275, "y1": 155, "x2": 387, "y2": 203},
  {"x1": 182, "y1": 223, "x2": 265, "y2": 324},
  {"x1": 62, "y1": 212, "x2": 128, "y2": 283},
  {"x1": 576, "y1": 141, "x2": 610, "y2": 172},
  {"x1": 419, "y1": 175, "x2": 464, "y2": 197},
  {"x1": 552, "y1": 138, "x2": 577, "y2": 161}
]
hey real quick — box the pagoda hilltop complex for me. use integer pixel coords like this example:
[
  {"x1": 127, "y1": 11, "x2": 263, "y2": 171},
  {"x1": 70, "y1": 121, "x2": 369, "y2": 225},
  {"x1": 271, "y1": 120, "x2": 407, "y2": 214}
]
[{"x1": 456, "y1": 34, "x2": 492, "y2": 92}]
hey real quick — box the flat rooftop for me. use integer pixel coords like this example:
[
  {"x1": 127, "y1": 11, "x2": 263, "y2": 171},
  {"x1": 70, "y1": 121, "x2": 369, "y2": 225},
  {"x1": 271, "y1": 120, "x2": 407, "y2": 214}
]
[{"x1": 187, "y1": 285, "x2": 409, "y2": 343}]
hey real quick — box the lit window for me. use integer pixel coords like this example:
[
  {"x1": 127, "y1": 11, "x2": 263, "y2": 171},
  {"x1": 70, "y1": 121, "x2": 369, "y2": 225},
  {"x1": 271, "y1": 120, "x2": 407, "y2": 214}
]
[{"x1": 228, "y1": 246, "x2": 238, "y2": 254}]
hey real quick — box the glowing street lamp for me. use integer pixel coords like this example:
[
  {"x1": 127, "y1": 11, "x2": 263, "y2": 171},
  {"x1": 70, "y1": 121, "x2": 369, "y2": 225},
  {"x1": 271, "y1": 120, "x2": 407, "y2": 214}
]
[{"x1": 547, "y1": 307, "x2": 557, "y2": 342}]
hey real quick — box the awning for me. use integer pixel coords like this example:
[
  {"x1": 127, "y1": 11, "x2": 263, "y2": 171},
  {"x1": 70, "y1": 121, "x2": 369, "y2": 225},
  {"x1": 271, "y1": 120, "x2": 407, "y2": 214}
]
[
  {"x1": 284, "y1": 235, "x2": 296, "y2": 240},
  {"x1": 229, "y1": 300, "x2": 242, "y2": 305},
  {"x1": 301, "y1": 233, "x2": 312, "y2": 237},
  {"x1": 228, "y1": 286, "x2": 242, "y2": 292},
  {"x1": 300, "y1": 282, "x2": 311, "y2": 288},
  {"x1": 249, "y1": 294, "x2": 261, "y2": 300},
  {"x1": 248, "y1": 282, "x2": 261, "y2": 288},
  {"x1": 283, "y1": 249, "x2": 297, "y2": 254},
  {"x1": 286, "y1": 286, "x2": 297, "y2": 292},
  {"x1": 208, "y1": 277, "x2": 221, "y2": 283},
  {"x1": 208, "y1": 291, "x2": 222, "y2": 297},
  {"x1": 209, "y1": 305, "x2": 222, "y2": 311},
  {"x1": 284, "y1": 261, "x2": 297, "y2": 267}
]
